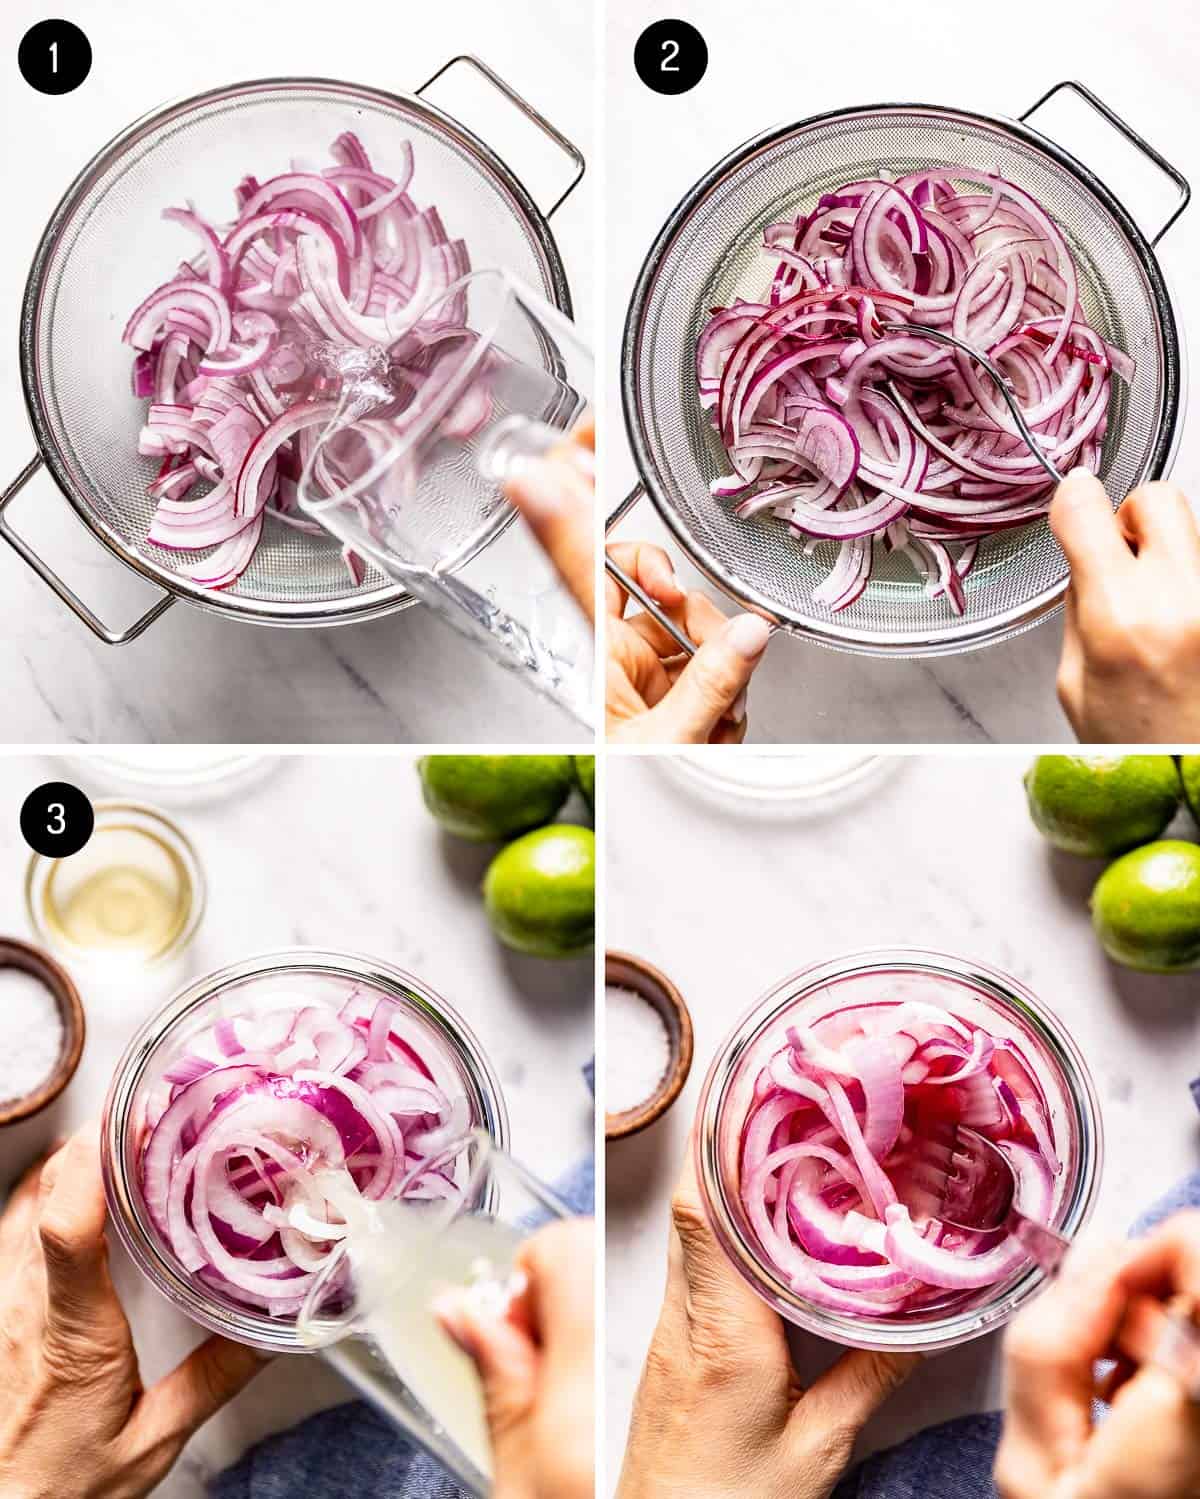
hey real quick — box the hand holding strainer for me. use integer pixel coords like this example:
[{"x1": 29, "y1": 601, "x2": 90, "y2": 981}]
[{"x1": 618, "y1": 81, "x2": 1188, "y2": 657}]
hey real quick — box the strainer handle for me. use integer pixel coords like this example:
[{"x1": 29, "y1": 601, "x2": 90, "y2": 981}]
[
  {"x1": 416, "y1": 54, "x2": 585, "y2": 219},
  {"x1": 606, "y1": 483, "x2": 646, "y2": 534},
  {"x1": 1020, "y1": 80, "x2": 1191, "y2": 246},
  {"x1": 0, "y1": 455, "x2": 175, "y2": 646}
]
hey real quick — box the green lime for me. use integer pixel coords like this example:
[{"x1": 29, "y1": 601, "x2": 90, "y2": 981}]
[
  {"x1": 483, "y1": 824, "x2": 594, "y2": 959},
  {"x1": 417, "y1": 755, "x2": 574, "y2": 842},
  {"x1": 1180, "y1": 757, "x2": 1200, "y2": 825},
  {"x1": 1024, "y1": 755, "x2": 1181, "y2": 857},
  {"x1": 1091, "y1": 840, "x2": 1200, "y2": 973},
  {"x1": 573, "y1": 755, "x2": 595, "y2": 812}
]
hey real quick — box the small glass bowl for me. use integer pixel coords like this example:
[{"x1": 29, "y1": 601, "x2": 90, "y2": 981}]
[
  {"x1": 100, "y1": 947, "x2": 509, "y2": 1353},
  {"x1": 659, "y1": 752, "x2": 895, "y2": 817},
  {"x1": 61, "y1": 750, "x2": 273, "y2": 805},
  {"x1": 695, "y1": 947, "x2": 1102, "y2": 1353},
  {"x1": 25, "y1": 800, "x2": 206, "y2": 972}
]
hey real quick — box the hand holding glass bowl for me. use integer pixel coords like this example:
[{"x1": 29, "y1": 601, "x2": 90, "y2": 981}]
[
  {"x1": 100, "y1": 948, "x2": 512, "y2": 1490},
  {"x1": 694, "y1": 948, "x2": 1102, "y2": 1353},
  {"x1": 618, "y1": 948, "x2": 1100, "y2": 1498}
]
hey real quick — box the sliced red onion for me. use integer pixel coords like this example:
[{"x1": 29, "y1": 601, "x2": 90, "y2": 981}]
[
  {"x1": 698, "y1": 168, "x2": 1133, "y2": 614},
  {"x1": 125, "y1": 280, "x2": 233, "y2": 355},
  {"x1": 138, "y1": 991, "x2": 471, "y2": 1318},
  {"x1": 127, "y1": 134, "x2": 484, "y2": 592},
  {"x1": 737, "y1": 993, "x2": 1063, "y2": 1320}
]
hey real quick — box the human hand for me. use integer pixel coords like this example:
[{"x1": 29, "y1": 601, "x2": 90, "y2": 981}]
[
  {"x1": 504, "y1": 417, "x2": 595, "y2": 623},
  {"x1": 605, "y1": 540, "x2": 771, "y2": 743},
  {"x1": 1051, "y1": 469, "x2": 1200, "y2": 741},
  {"x1": 996, "y1": 1213, "x2": 1200, "y2": 1498},
  {"x1": 0, "y1": 1123, "x2": 266, "y2": 1499},
  {"x1": 616, "y1": 1135, "x2": 919, "y2": 1498},
  {"x1": 435, "y1": 1218, "x2": 594, "y2": 1499}
]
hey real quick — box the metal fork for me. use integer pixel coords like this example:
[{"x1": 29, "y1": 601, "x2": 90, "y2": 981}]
[
  {"x1": 878, "y1": 321, "x2": 1065, "y2": 483},
  {"x1": 944, "y1": 1126, "x2": 1200, "y2": 1400}
]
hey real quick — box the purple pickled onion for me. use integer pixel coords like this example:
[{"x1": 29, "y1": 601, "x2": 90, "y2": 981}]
[
  {"x1": 127, "y1": 133, "x2": 489, "y2": 592},
  {"x1": 137, "y1": 992, "x2": 471, "y2": 1318},
  {"x1": 737, "y1": 998, "x2": 1063, "y2": 1320},
  {"x1": 698, "y1": 168, "x2": 1134, "y2": 615}
]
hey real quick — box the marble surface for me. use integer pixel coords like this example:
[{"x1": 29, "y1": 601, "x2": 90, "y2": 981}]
[
  {"x1": 0, "y1": 752, "x2": 595, "y2": 1497},
  {"x1": 0, "y1": 0, "x2": 592, "y2": 744},
  {"x1": 605, "y1": 751, "x2": 1200, "y2": 1488},
  {"x1": 604, "y1": 0, "x2": 1200, "y2": 743}
]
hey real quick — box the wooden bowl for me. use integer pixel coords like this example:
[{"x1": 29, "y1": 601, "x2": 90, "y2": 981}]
[
  {"x1": 605, "y1": 951, "x2": 693, "y2": 1140},
  {"x1": 0, "y1": 938, "x2": 86, "y2": 1127}
]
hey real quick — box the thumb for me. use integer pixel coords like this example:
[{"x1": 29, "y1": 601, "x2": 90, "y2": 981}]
[
  {"x1": 650, "y1": 613, "x2": 771, "y2": 741},
  {"x1": 792, "y1": 1348, "x2": 921, "y2": 1442},
  {"x1": 1049, "y1": 468, "x2": 1130, "y2": 591},
  {"x1": 124, "y1": 1335, "x2": 268, "y2": 1479},
  {"x1": 435, "y1": 1289, "x2": 539, "y2": 1451},
  {"x1": 37, "y1": 1122, "x2": 124, "y2": 1349},
  {"x1": 505, "y1": 447, "x2": 595, "y2": 623}
]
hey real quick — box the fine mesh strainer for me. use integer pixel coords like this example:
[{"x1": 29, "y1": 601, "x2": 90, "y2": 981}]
[
  {"x1": 1, "y1": 60, "x2": 582, "y2": 643},
  {"x1": 618, "y1": 81, "x2": 1189, "y2": 657}
]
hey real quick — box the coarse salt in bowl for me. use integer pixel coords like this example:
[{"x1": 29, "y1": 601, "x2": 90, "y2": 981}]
[
  {"x1": 605, "y1": 953, "x2": 693, "y2": 1139},
  {"x1": 607, "y1": 985, "x2": 672, "y2": 1114},
  {"x1": 0, "y1": 939, "x2": 86, "y2": 1126},
  {"x1": 0, "y1": 970, "x2": 64, "y2": 1104}
]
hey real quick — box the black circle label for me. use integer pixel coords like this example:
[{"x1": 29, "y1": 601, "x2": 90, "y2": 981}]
[
  {"x1": 18, "y1": 19, "x2": 92, "y2": 95},
  {"x1": 634, "y1": 20, "x2": 708, "y2": 96},
  {"x1": 20, "y1": 783, "x2": 94, "y2": 858}
]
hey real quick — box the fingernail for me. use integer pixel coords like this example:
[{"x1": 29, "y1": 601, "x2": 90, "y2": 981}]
[
  {"x1": 727, "y1": 688, "x2": 748, "y2": 723},
  {"x1": 724, "y1": 614, "x2": 771, "y2": 659},
  {"x1": 505, "y1": 462, "x2": 562, "y2": 521},
  {"x1": 651, "y1": 557, "x2": 681, "y2": 596},
  {"x1": 562, "y1": 445, "x2": 595, "y2": 481},
  {"x1": 431, "y1": 1290, "x2": 473, "y2": 1352}
]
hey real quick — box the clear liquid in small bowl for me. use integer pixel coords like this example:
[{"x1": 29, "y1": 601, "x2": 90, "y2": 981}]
[{"x1": 42, "y1": 824, "x2": 193, "y2": 961}]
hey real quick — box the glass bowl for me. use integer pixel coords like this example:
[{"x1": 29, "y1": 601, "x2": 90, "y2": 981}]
[
  {"x1": 61, "y1": 750, "x2": 273, "y2": 804},
  {"x1": 659, "y1": 751, "x2": 895, "y2": 817},
  {"x1": 695, "y1": 947, "x2": 1102, "y2": 1353},
  {"x1": 101, "y1": 947, "x2": 508, "y2": 1353},
  {"x1": 25, "y1": 800, "x2": 206, "y2": 972}
]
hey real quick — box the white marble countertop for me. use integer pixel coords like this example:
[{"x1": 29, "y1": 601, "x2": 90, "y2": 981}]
[
  {"x1": 604, "y1": 0, "x2": 1200, "y2": 743},
  {"x1": 0, "y1": 751, "x2": 594, "y2": 1497},
  {"x1": 0, "y1": 0, "x2": 592, "y2": 744},
  {"x1": 605, "y1": 751, "x2": 1200, "y2": 1487}
]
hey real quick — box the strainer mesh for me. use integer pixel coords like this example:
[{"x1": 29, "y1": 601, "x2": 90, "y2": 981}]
[
  {"x1": 24, "y1": 80, "x2": 567, "y2": 621},
  {"x1": 627, "y1": 106, "x2": 1178, "y2": 650}
]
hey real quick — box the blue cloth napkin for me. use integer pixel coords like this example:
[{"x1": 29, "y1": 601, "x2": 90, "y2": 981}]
[
  {"x1": 833, "y1": 1093, "x2": 1200, "y2": 1499},
  {"x1": 211, "y1": 1069, "x2": 595, "y2": 1499}
]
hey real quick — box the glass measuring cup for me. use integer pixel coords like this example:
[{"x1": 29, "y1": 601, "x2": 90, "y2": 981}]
[
  {"x1": 297, "y1": 268, "x2": 593, "y2": 726},
  {"x1": 297, "y1": 1129, "x2": 571, "y2": 1496}
]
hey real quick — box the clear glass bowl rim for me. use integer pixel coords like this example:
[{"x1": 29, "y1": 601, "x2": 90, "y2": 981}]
[
  {"x1": 101, "y1": 946, "x2": 510, "y2": 1353},
  {"x1": 660, "y1": 751, "x2": 889, "y2": 806},
  {"x1": 61, "y1": 750, "x2": 271, "y2": 797},
  {"x1": 695, "y1": 945, "x2": 1104, "y2": 1353}
]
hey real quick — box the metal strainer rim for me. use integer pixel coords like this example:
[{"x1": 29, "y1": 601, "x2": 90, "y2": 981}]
[
  {"x1": 19, "y1": 75, "x2": 573, "y2": 628},
  {"x1": 621, "y1": 99, "x2": 1183, "y2": 657}
]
